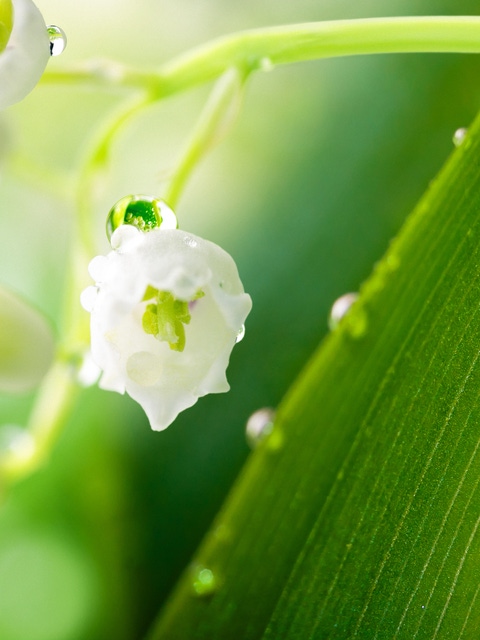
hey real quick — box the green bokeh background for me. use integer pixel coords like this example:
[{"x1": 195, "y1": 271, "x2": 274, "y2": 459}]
[{"x1": 2, "y1": 0, "x2": 480, "y2": 637}]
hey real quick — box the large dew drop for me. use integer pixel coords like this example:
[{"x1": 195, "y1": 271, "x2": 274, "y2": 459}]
[
  {"x1": 47, "y1": 25, "x2": 67, "y2": 56},
  {"x1": 106, "y1": 195, "x2": 177, "y2": 242}
]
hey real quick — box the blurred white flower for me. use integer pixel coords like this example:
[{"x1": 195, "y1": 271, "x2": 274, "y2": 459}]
[
  {"x1": 81, "y1": 225, "x2": 252, "y2": 431},
  {"x1": 0, "y1": 0, "x2": 50, "y2": 109}
]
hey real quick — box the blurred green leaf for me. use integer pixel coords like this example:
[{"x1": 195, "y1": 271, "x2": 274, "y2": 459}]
[
  {"x1": 0, "y1": 286, "x2": 55, "y2": 394},
  {"x1": 149, "y1": 101, "x2": 480, "y2": 638}
]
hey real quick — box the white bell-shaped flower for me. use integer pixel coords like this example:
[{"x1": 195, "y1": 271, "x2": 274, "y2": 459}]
[
  {"x1": 0, "y1": 0, "x2": 50, "y2": 109},
  {"x1": 82, "y1": 225, "x2": 252, "y2": 431}
]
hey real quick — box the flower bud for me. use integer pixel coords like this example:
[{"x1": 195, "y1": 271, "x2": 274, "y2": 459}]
[{"x1": 0, "y1": 0, "x2": 65, "y2": 109}]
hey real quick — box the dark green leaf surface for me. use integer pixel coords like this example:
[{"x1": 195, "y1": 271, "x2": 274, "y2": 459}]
[{"x1": 150, "y1": 106, "x2": 480, "y2": 638}]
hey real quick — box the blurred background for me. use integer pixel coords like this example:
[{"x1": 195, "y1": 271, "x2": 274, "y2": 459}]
[{"x1": 1, "y1": 0, "x2": 480, "y2": 638}]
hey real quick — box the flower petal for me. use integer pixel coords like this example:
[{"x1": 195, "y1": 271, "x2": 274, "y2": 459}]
[
  {"x1": 84, "y1": 227, "x2": 252, "y2": 430},
  {"x1": 0, "y1": 0, "x2": 49, "y2": 109}
]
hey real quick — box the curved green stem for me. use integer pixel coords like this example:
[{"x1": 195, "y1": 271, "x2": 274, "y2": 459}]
[
  {"x1": 0, "y1": 96, "x2": 153, "y2": 489},
  {"x1": 76, "y1": 92, "x2": 153, "y2": 255},
  {"x1": 41, "y1": 59, "x2": 160, "y2": 91},
  {"x1": 165, "y1": 67, "x2": 247, "y2": 209},
  {"x1": 44, "y1": 16, "x2": 480, "y2": 97},
  {"x1": 0, "y1": 361, "x2": 78, "y2": 486}
]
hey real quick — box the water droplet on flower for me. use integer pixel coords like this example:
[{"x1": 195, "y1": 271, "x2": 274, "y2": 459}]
[
  {"x1": 453, "y1": 127, "x2": 467, "y2": 147},
  {"x1": 0, "y1": 426, "x2": 35, "y2": 463},
  {"x1": 246, "y1": 407, "x2": 276, "y2": 449},
  {"x1": 106, "y1": 195, "x2": 177, "y2": 241},
  {"x1": 235, "y1": 324, "x2": 245, "y2": 343},
  {"x1": 328, "y1": 293, "x2": 359, "y2": 331},
  {"x1": 191, "y1": 565, "x2": 217, "y2": 597},
  {"x1": 47, "y1": 25, "x2": 67, "y2": 56},
  {"x1": 183, "y1": 236, "x2": 197, "y2": 248}
]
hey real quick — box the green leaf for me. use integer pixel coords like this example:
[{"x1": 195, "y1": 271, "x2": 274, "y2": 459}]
[
  {"x1": 149, "y1": 111, "x2": 480, "y2": 636},
  {"x1": 0, "y1": 286, "x2": 55, "y2": 394}
]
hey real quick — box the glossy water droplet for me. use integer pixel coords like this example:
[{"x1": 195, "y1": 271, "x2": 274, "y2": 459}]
[
  {"x1": 191, "y1": 565, "x2": 217, "y2": 597},
  {"x1": 0, "y1": 426, "x2": 35, "y2": 462},
  {"x1": 235, "y1": 324, "x2": 245, "y2": 343},
  {"x1": 453, "y1": 127, "x2": 467, "y2": 147},
  {"x1": 328, "y1": 293, "x2": 359, "y2": 331},
  {"x1": 47, "y1": 25, "x2": 67, "y2": 56},
  {"x1": 183, "y1": 236, "x2": 197, "y2": 248},
  {"x1": 246, "y1": 408, "x2": 276, "y2": 449},
  {"x1": 106, "y1": 195, "x2": 177, "y2": 241}
]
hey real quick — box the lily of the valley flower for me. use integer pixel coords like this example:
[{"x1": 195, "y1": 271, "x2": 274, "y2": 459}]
[
  {"x1": 0, "y1": 0, "x2": 50, "y2": 109},
  {"x1": 81, "y1": 225, "x2": 252, "y2": 431}
]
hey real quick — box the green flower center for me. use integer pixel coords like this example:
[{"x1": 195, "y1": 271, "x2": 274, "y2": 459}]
[
  {"x1": 142, "y1": 287, "x2": 204, "y2": 352},
  {"x1": 0, "y1": 0, "x2": 13, "y2": 54}
]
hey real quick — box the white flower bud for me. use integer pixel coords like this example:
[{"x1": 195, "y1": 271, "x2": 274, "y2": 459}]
[
  {"x1": 82, "y1": 226, "x2": 252, "y2": 431},
  {"x1": 0, "y1": 0, "x2": 50, "y2": 109}
]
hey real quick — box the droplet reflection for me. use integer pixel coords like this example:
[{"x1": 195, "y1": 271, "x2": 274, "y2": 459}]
[
  {"x1": 47, "y1": 25, "x2": 67, "y2": 56},
  {"x1": 106, "y1": 195, "x2": 177, "y2": 242}
]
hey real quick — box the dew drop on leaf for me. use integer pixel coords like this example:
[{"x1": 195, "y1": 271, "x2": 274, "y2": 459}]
[
  {"x1": 191, "y1": 565, "x2": 217, "y2": 598},
  {"x1": 452, "y1": 127, "x2": 468, "y2": 147},
  {"x1": 328, "y1": 292, "x2": 359, "y2": 331},
  {"x1": 246, "y1": 407, "x2": 276, "y2": 449}
]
